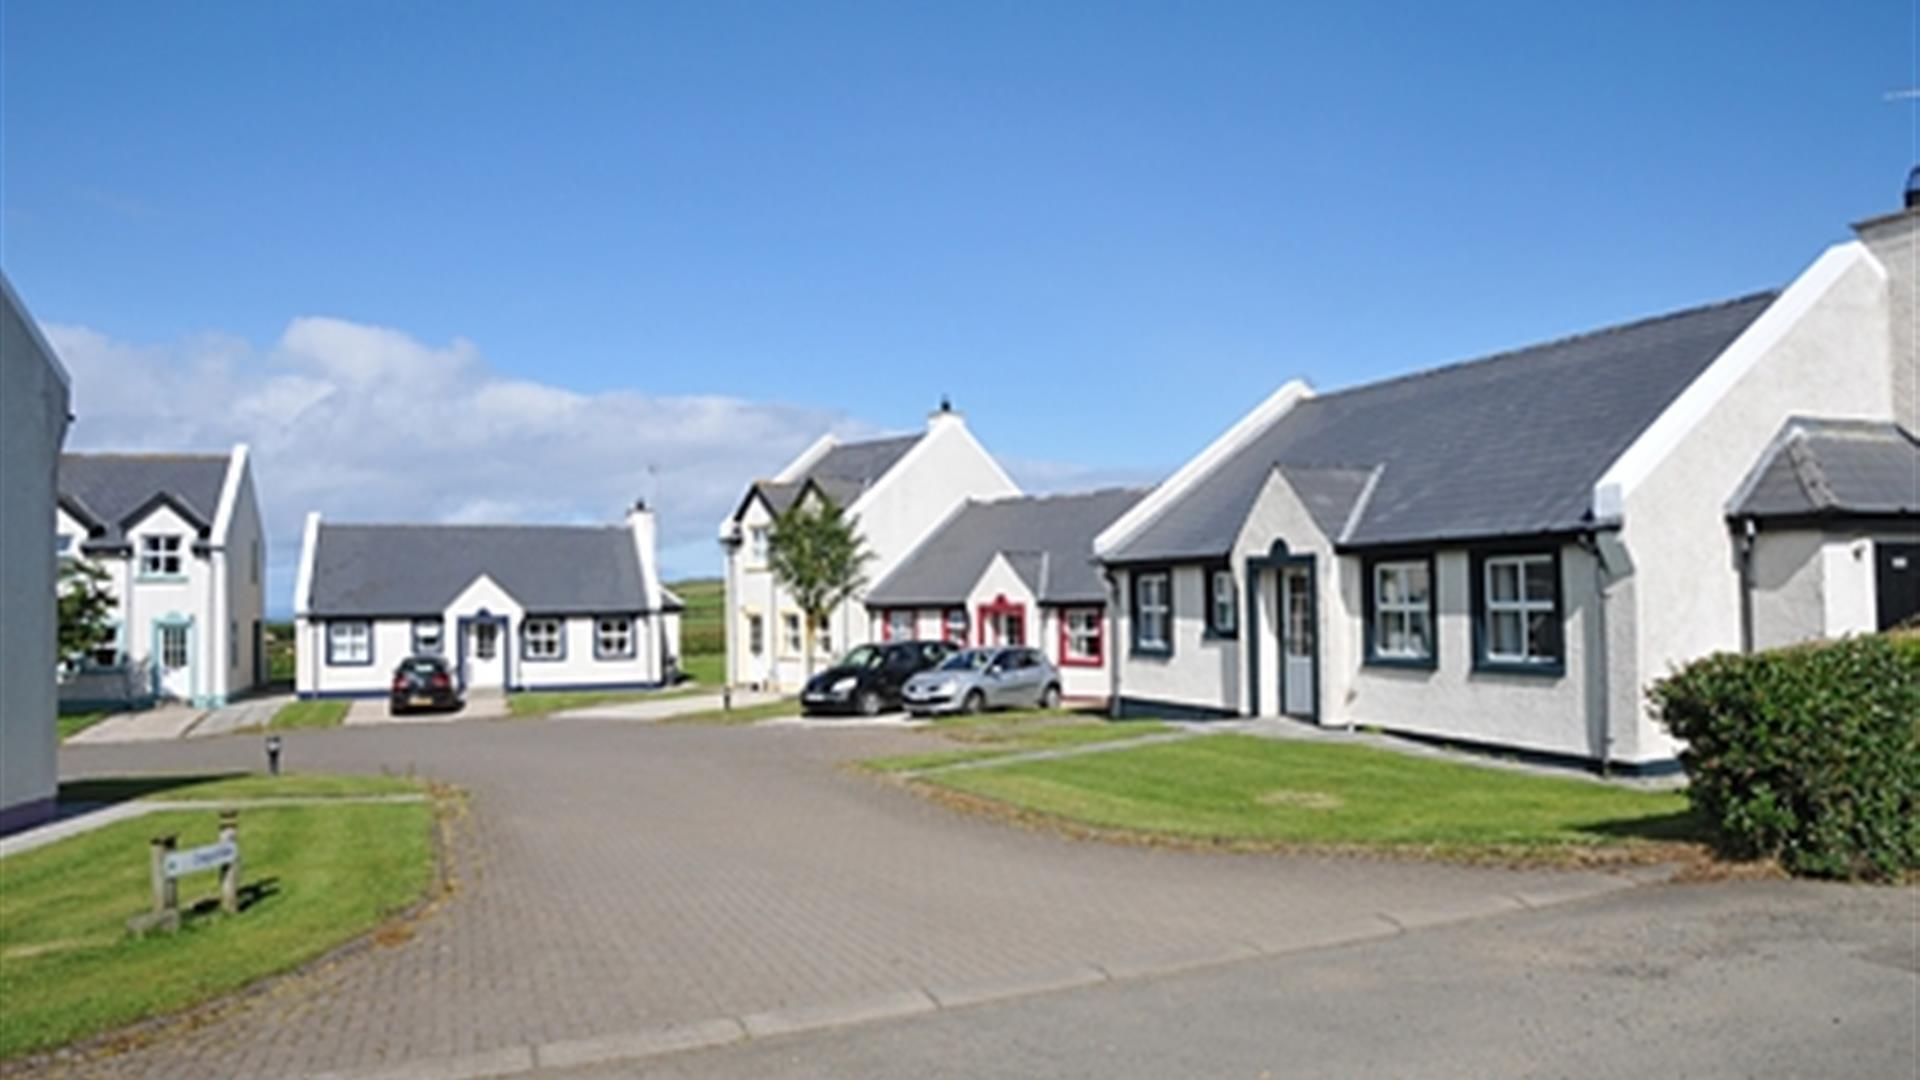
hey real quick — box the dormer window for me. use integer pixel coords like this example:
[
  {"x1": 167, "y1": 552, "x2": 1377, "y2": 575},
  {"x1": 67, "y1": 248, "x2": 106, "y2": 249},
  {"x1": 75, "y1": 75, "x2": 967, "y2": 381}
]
[{"x1": 140, "y1": 535, "x2": 183, "y2": 578}]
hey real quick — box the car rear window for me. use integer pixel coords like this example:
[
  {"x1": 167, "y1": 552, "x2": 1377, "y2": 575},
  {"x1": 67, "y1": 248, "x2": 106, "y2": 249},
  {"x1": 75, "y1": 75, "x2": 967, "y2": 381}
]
[{"x1": 402, "y1": 658, "x2": 445, "y2": 674}]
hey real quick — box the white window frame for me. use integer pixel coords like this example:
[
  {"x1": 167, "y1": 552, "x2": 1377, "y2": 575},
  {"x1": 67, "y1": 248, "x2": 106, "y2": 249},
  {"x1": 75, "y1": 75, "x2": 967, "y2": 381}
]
[
  {"x1": 749, "y1": 526, "x2": 770, "y2": 565},
  {"x1": 1371, "y1": 560, "x2": 1433, "y2": 662},
  {"x1": 782, "y1": 612, "x2": 803, "y2": 656},
  {"x1": 747, "y1": 613, "x2": 766, "y2": 656},
  {"x1": 1483, "y1": 554, "x2": 1557, "y2": 664},
  {"x1": 522, "y1": 617, "x2": 565, "y2": 661},
  {"x1": 1063, "y1": 608, "x2": 1103, "y2": 664},
  {"x1": 140, "y1": 534, "x2": 184, "y2": 578},
  {"x1": 413, "y1": 618, "x2": 444, "y2": 655},
  {"x1": 1135, "y1": 572, "x2": 1171, "y2": 652},
  {"x1": 595, "y1": 616, "x2": 634, "y2": 659},
  {"x1": 327, "y1": 620, "x2": 372, "y2": 666},
  {"x1": 815, "y1": 614, "x2": 834, "y2": 657}
]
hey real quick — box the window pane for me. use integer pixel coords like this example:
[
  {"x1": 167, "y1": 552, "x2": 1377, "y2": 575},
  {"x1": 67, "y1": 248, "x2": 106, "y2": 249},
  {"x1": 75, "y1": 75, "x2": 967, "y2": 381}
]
[
  {"x1": 1381, "y1": 611, "x2": 1406, "y2": 653},
  {"x1": 1490, "y1": 562, "x2": 1519, "y2": 603},
  {"x1": 1490, "y1": 611, "x2": 1523, "y2": 658},
  {"x1": 1408, "y1": 612, "x2": 1431, "y2": 656},
  {"x1": 1524, "y1": 558, "x2": 1555, "y2": 603},
  {"x1": 1526, "y1": 611, "x2": 1556, "y2": 659},
  {"x1": 1379, "y1": 569, "x2": 1402, "y2": 604},
  {"x1": 1405, "y1": 564, "x2": 1429, "y2": 604}
]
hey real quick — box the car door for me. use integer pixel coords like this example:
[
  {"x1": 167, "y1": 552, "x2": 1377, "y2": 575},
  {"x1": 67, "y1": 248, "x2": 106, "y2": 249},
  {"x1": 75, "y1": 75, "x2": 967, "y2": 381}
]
[
  {"x1": 982, "y1": 649, "x2": 1016, "y2": 708},
  {"x1": 882, "y1": 646, "x2": 919, "y2": 702}
]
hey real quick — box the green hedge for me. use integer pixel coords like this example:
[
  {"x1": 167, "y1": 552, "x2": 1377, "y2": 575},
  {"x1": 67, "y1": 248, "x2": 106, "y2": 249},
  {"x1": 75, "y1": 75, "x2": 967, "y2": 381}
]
[{"x1": 1651, "y1": 634, "x2": 1919, "y2": 880}]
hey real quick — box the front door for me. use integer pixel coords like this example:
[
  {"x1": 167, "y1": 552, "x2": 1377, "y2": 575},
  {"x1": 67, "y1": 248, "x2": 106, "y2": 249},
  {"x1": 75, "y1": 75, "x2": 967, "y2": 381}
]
[
  {"x1": 1280, "y1": 566, "x2": 1315, "y2": 718},
  {"x1": 154, "y1": 618, "x2": 193, "y2": 701},
  {"x1": 1876, "y1": 542, "x2": 1920, "y2": 630},
  {"x1": 463, "y1": 619, "x2": 506, "y2": 690}
]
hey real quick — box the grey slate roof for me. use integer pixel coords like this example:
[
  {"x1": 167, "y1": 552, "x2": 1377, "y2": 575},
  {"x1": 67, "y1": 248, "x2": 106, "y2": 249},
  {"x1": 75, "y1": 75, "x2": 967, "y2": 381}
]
[
  {"x1": 866, "y1": 488, "x2": 1147, "y2": 607},
  {"x1": 1109, "y1": 292, "x2": 1779, "y2": 560},
  {"x1": 59, "y1": 453, "x2": 231, "y2": 548},
  {"x1": 1730, "y1": 418, "x2": 1920, "y2": 519},
  {"x1": 307, "y1": 523, "x2": 652, "y2": 617},
  {"x1": 739, "y1": 434, "x2": 922, "y2": 519}
]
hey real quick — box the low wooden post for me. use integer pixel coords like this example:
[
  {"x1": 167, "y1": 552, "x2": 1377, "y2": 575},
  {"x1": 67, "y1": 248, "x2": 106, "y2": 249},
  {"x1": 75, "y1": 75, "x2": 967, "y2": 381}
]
[
  {"x1": 217, "y1": 811, "x2": 241, "y2": 915},
  {"x1": 131, "y1": 834, "x2": 183, "y2": 935}
]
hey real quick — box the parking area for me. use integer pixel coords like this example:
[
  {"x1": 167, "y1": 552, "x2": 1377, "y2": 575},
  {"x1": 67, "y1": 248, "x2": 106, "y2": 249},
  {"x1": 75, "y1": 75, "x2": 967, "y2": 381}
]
[{"x1": 49, "y1": 719, "x2": 1667, "y2": 1078}]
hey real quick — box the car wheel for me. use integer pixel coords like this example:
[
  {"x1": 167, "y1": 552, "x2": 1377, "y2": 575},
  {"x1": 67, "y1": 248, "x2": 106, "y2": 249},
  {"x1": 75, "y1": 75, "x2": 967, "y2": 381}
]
[
  {"x1": 963, "y1": 689, "x2": 986, "y2": 715},
  {"x1": 856, "y1": 689, "x2": 882, "y2": 717},
  {"x1": 1040, "y1": 684, "x2": 1061, "y2": 711}
]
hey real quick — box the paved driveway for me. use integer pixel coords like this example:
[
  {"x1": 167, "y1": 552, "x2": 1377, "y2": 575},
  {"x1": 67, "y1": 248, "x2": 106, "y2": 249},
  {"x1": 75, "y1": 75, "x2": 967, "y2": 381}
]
[{"x1": 49, "y1": 720, "x2": 1659, "y2": 1079}]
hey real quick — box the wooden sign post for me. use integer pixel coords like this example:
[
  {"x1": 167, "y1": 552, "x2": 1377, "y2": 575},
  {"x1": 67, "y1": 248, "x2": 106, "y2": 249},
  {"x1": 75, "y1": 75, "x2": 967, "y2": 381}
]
[{"x1": 127, "y1": 812, "x2": 243, "y2": 936}]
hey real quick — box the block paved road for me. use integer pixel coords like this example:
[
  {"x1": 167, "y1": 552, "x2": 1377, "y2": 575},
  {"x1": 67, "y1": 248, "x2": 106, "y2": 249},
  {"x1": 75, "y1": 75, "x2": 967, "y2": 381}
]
[{"x1": 30, "y1": 720, "x2": 1788, "y2": 1078}]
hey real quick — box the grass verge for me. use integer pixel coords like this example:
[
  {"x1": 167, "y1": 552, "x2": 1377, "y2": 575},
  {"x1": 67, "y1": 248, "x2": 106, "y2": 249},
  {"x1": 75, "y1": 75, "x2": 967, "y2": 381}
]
[
  {"x1": 507, "y1": 685, "x2": 705, "y2": 718},
  {"x1": 861, "y1": 713, "x2": 1173, "y2": 774},
  {"x1": 0, "y1": 778, "x2": 437, "y2": 1062},
  {"x1": 261, "y1": 700, "x2": 349, "y2": 731},
  {"x1": 920, "y1": 734, "x2": 1702, "y2": 862},
  {"x1": 57, "y1": 712, "x2": 110, "y2": 741}
]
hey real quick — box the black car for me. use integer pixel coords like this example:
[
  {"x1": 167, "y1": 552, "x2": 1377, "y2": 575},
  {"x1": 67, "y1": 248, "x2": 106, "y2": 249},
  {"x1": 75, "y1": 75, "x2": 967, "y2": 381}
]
[
  {"x1": 389, "y1": 655, "x2": 461, "y2": 714},
  {"x1": 801, "y1": 640, "x2": 954, "y2": 716}
]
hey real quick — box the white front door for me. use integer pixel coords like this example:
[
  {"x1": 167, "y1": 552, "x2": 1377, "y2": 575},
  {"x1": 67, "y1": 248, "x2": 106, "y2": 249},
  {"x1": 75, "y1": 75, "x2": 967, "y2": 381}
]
[
  {"x1": 464, "y1": 620, "x2": 505, "y2": 690},
  {"x1": 155, "y1": 619, "x2": 193, "y2": 701},
  {"x1": 1281, "y1": 566, "x2": 1315, "y2": 718}
]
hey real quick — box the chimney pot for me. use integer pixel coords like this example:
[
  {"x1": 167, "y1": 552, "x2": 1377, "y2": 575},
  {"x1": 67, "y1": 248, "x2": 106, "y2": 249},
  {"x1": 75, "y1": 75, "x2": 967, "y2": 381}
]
[{"x1": 1904, "y1": 165, "x2": 1920, "y2": 210}]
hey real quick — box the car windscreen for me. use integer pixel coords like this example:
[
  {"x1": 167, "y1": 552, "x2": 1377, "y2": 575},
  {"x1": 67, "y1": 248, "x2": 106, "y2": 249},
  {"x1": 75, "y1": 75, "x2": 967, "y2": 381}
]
[
  {"x1": 840, "y1": 645, "x2": 885, "y2": 670},
  {"x1": 938, "y1": 649, "x2": 994, "y2": 672}
]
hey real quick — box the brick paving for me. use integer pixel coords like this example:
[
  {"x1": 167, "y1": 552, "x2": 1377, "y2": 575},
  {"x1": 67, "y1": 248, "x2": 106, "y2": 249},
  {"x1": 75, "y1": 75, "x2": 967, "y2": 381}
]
[{"x1": 38, "y1": 720, "x2": 1654, "y2": 1078}]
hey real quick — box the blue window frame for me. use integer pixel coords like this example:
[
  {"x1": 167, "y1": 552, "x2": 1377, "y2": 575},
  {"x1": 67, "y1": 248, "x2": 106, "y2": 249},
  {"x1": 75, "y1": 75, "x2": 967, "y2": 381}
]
[
  {"x1": 1130, "y1": 568, "x2": 1174, "y2": 657},
  {"x1": 326, "y1": 620, "x2": 373, "y2": 666},
  {"x1": 1363, "y1": 552, "x2": 1437, "y2": 669},
  {"x1": 593, "y1": 616, "x2": 636, "y2": 660},
  {"x1": 1470, "y1": 548, "x2": 1565, "y2": 676},
  {"x1": 521, "y1": 616, "x2": 567, "y2": 662}
]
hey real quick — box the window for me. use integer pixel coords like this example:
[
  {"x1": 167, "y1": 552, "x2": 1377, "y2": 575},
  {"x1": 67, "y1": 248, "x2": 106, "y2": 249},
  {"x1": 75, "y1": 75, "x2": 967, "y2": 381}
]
[
  {"x1": 1367, "y1": 557, "x2": 1434, "y2": 666},
  {"x1": 815, "y1": 615, "x2": 834, "y2": 657},
  {"x1": 749, "y1": 526, "x2": 770, "y2": 565},
  {"x1": 140, "y1": 534, "x2": 183, "y2": 578},
  {"x1": 1133, "y1": 570, "x2": 1172, "y2": 655},
  {"x1": 327, "y1": 620, "x2": 372, "y2": 666},
  {"x1": 1206, "y1": 567, "x2": 1237, "y2": 637},
  {"x1": 522, "y1": 617, "x2": 565, "y2": 661},
  {"x1": 1476, "y1": 552, "x2": 1562, "y2": 671},
  {"x1": 596, "y1": 616, "x2": 634, "y2": 659},
  {"x1": 886, "y1": 609, "x2": 915, "y2": 641},
  {"x1": 159, "y1": 624, "x2": 189, "y2": 670},
  {"x1": 782, "y1": 612, "x2": 803, "y2": 655},
  {"x1": 56, "y1": 534, "x2": 74, "y2": 556},
  {"x1": 91, "y1": 622, "x2": 122, "y2": 668},
  {"x1": 747, "y1": 613, "x2": 766, "y2": 656},
  {"x1": 413, "y1": 618, "x2": 444, "y2": 655},
  {"x1": 1060, "y1": 608, "x2": 1103, "y2": 666},
  {"x1": 944, "y1": 608, "x2": 968, "y2": 644},
  {"x1": 473, "y1": 621, "x2": 499, "y2": 660}
]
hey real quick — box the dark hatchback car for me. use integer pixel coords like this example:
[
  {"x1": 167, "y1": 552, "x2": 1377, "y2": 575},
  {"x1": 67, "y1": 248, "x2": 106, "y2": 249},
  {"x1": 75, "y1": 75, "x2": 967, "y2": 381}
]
[
  {"x1": 390, "y1": 655, "x2": 461, "y2": 715},
  {"x1": 801, "y1": 640, "x2": 954, "y2": 717}
]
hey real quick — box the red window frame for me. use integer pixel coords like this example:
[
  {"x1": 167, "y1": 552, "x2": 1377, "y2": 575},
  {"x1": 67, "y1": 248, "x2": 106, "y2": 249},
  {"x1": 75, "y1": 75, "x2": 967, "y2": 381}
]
[
  {"x1": 976, "y1": 594, "x2": 1026, "y2": 647},
  {"x1": 1056, "y1": 606, "x2": 1104, "y2": 667},
  {"x1": 942, "y1": 608, "x2": 968, "y2": 644},
  {"x1": 882, "y1": 609, "x2": 916, "y2": 642}
]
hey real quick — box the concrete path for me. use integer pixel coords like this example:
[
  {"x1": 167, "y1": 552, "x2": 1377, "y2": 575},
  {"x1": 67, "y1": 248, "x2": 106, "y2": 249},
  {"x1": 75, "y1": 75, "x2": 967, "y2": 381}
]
[
  {"x1": 64, "y1": 704, "x2": 205, "y2": 744},
  {"x1": 553, "y1": 688, "x2": 780, "y2": 721},
  {"x1": 48, "y1": 721, "x2": 1666, "y2": 1080},
  {"x1": 344, "y1": 692, "x2": 508, "y2": 726},
  {"x1": 185, "y1": 693, "x2": 295, "y2": 738}
]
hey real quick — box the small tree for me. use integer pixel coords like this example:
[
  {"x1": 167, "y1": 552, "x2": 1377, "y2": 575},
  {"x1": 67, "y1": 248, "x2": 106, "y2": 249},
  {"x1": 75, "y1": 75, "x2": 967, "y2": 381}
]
[
  {"x1": 57, "y1": 559, "x2": 117, "y2": 669},
  {"x1": 767, "y1": 497, "x2": 871, "y2": 677}
]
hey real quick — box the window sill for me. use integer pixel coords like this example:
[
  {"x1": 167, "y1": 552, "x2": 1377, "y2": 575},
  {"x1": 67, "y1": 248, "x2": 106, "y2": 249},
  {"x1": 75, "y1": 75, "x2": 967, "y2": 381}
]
[
  {"x1": 1058, "y1": 657, "x2": 1104, "y2": 669},
  {"x1": 1472, "y1": 658, "x2": 1565, "y2": 678},
  {"x1": 1363, "y1": 654, "x2": 1437, "y2": 672},
  {"x1": 1201, "y1": 627, "x2": 1238, "y2": 642},
  {"x1": 1129, "y1": 645, "x2": 1174, "y2": 660},
  {"x1": 137, "y1": 575, "x2": 189, "y2": 584}
]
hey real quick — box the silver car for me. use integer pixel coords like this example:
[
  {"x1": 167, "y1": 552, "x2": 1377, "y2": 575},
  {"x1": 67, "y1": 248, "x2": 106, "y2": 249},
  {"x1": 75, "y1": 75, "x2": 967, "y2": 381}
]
[{"x1": 902, "y1": 646, "x2": 1062, "y2": 716}]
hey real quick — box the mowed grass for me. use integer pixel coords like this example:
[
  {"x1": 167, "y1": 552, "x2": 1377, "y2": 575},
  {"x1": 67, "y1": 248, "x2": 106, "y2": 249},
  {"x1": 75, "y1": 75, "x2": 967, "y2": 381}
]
[
  {"x1": 263, "y1": 700, "x2": 349, "y2": 730},
  {"x1": 863, "y1": 712, "x2": 1173, "y2": 774},
  {"x1": 57, "y1": 712, "x2": 110, "y2": 741},
  {"x1": 926, "y1": 735, "x2": 1699, "y2": 854},
  {"x1": 507, "y1": 685, "x2": 704, "y2": 718},
  {"x1": 667, "y1": 577, "x2": 724, "y2": 686},
  {"x1": 678, "y1": 652, "x2": 723, "y2": 687},
  {"x1": 0, "y1": 784, "x2": 435, "y2": 1061}
]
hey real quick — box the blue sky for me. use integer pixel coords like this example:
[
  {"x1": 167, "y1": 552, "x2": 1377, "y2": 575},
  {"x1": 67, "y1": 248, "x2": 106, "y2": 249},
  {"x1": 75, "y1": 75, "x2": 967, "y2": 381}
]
[{"x1": 2, "y1": 2, "x2": 1911, "y2": 609}]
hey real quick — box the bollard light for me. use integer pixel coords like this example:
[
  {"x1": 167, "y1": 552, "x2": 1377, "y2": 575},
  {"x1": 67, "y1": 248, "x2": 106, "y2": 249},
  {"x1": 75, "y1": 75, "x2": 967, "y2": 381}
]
[
  {"x1": 723, "y1": 685, "x2": 732, "y2": 712},
  {"x1": 265, "y1": 734, "x2": 283, "y2": 776}
]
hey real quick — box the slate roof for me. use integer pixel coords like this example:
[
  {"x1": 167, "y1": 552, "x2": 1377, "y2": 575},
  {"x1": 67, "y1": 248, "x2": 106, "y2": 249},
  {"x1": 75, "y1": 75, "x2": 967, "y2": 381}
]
[
  {"x1": 866, "y1": 488, "x2": 1147, "y2": 607},
  {"x1": 1108, "y1": 292, "x2": 1779, "y2": 560},
  {"x1": 1729, "y1": 418, "x2": 1920, "y2": 520},
  {"x1": 306, "y1": 523, "x2": 654, "y2": 617},
  {"x1": 740, "y1": 434, "x2": 921, "y2": 519},
  {"x1": 59, "y1": 453, "x2": 231, "y2": 548}
]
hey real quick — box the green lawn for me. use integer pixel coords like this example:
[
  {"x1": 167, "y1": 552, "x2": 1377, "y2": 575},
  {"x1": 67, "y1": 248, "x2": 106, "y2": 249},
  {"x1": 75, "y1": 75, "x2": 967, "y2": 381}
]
[
  {"x1": 57, "y1": 712, "x2": 110, "y2": 741},
  {"x1": 924, "y1": 734, "x2": 1699, "y2": 855},
  {"x1": 678, "y1": 652, "x2": 723, "y2": 686},
  {"x1": 506, "y1": 685, "x2": 706, "y2": 718},
  {"x1": 261, "y1": 699, "x2": 349, "y2": 730},
  {"x1": 862, "y1": 713, "x2": 1173, "y2": 774},
  {"x1": 0, "y1": 780, "x2": 435, "y2": 1061},
  {"x1": 667, "y1": 577, "x2": 723, "y2": 686}
]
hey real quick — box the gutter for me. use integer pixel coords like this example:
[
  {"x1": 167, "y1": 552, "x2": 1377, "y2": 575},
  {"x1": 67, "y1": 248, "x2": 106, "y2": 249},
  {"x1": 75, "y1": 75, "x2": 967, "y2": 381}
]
[
  {"x1": 1735, "y1": 517, "x2": 1758, "y2": 654},
  {"x1": 1576, "y1": 531, "x2": 1616, "y2": 774}
]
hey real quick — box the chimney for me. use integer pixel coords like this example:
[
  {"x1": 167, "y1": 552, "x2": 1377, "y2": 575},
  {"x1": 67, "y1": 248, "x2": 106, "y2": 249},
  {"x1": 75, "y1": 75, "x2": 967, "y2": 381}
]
[
  {"x1": 1852, "y1": 168, "x2": 1920, "y2": 433},
  {"x1": 627, "y1": 500, "x2": 664, "y2": 610},
  {"x1": 928, "y1": 395, "x2": 964, "y2": 432}
]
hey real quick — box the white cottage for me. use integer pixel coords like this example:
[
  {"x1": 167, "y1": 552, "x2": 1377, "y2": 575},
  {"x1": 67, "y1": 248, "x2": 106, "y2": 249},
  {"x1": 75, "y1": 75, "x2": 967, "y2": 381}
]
[
  {"x1": 1, "y1": 273, "x2": 71, "y2": 833},
  {"x1": 719, "y1": 403, "x2": 1019, "y2": 691},
  {"x1": 1094, "y1": 191, "x2": 1919, "y2": 773},
  {"x1": 295, "y1": 504, "x2": 681, "y2": 697},
  {"x1": 864, "y1": 488, "x2": 1145, "y2": 701},
  {"x1": 57, "y1": 445, "x2": 266, "y2": 710}
]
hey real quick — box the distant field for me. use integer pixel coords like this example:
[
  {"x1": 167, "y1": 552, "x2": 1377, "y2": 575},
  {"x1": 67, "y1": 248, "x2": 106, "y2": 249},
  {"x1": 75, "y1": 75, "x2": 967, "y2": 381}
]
[{"x1": 669, "y1": 578, "x2": 723, "y2": 682}]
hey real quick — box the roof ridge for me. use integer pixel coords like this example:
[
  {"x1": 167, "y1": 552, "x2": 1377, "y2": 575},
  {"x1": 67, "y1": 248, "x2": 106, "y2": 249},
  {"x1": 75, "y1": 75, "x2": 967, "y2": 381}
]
[
  {"x1": 1306, "y1": 290, "x2": 1781, "y2": 407},
  {"x1": 321, "y1": 521, "x2": 627, "y2": 531},
  {"x1": 62, "y1": 451, "x2": 230, "y2": 461}
]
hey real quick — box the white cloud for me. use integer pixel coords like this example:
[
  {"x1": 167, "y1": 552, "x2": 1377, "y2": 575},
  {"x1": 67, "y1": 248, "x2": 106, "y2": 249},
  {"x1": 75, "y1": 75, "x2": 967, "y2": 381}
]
[{"x1": 46, "y1": 316, "x2": 882, "y2": 611}]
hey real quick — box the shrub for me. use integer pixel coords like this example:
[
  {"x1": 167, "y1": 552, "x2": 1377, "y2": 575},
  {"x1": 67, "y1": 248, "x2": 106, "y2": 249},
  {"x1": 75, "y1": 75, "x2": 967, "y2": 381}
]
[{"x1": 1651, "y1": 634, "x2": 1919, "y2": 881}]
